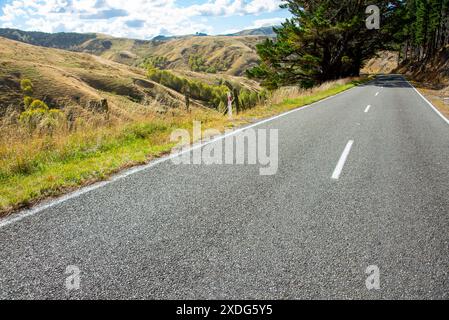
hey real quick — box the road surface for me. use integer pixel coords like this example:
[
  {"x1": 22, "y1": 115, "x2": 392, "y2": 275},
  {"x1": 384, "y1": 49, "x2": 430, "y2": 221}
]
[{"x1": 0, "y1": 75, "x2": 448, "y2": 299}]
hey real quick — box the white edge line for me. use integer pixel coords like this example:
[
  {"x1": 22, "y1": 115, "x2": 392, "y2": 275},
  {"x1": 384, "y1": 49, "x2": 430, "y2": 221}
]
[
  {"x1": 0, "y1": 83, "x2": 364, "y2": 229},
  {"x1": 332, "y1": 140, "x2": 354, "y2": 180},
  {"x1": 405, "y1": 78, "x2": 449, "y2": 126},
  {"x1": 364, "y1": 105, "x2": 371, "y2": 113}
]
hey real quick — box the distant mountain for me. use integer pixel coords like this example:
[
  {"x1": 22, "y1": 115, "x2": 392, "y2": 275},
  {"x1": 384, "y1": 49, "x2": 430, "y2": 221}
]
[
  {"x1": 152, "y1": 32, "x2": 208, "y2": 42},
  {"x1": 225, "y1": 26, "x2": 277, "y2": 37},
  {"x1": 0, "y1": 28, "x2": 96, "y2": 50},
  {"x1": 152, "y1": 35, "x2": 177, "y2": 42}
]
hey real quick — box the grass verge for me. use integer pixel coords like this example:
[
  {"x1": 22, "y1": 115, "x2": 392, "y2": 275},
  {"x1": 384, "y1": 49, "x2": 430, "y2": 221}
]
[{"x1": 0, "y1": 77, "x2": 368, "y2": 217}]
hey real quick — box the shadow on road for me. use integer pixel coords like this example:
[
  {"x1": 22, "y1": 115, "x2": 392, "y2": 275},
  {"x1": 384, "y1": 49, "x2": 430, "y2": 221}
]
[{"x1": 361, "y1": 74, "x2": 412, "y2": 88}]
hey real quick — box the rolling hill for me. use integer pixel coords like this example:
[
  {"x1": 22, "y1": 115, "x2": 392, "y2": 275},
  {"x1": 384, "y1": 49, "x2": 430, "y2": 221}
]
[
  {"x1": 0, "y1": 28, "x2": 270, "y2": 76},
  {"x1": 0, "y1": 37, "x2": 196, "y2": 117},
  {"x1": 137, "y1": 35, "x2": 265, "y2": 76}
]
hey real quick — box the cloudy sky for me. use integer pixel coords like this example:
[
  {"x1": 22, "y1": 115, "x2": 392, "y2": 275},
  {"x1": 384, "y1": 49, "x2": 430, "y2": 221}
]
[{"x1": 0, "y1": 0, "x2": 290, "y2": 39}]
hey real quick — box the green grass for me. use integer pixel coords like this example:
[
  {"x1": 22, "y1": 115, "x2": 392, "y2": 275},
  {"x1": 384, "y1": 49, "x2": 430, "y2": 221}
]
[
  {"x1": 0, "y1": 125, "x2": 178, "y2": 211},
  {"x1": 0, "y1": 78, "x2": 367, "y2": 216},
  {"x1": 283, "y1": 84, "x2": 352, "y2": 107},
  {"x1": 279, "y1": 80, "x2": 366, "y2": 108},
  {"x1": 241, "y1": 79, "x2": 364, "y2": 119},
  {"x1": 0, "y1": 137, "x2": 175, "y2": 210}
]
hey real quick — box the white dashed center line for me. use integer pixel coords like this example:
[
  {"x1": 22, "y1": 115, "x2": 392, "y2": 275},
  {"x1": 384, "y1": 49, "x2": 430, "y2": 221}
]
[
  {"x1": 332, "y1": 140, "x2": 354, "y2": 180},
  {"x1": 365, "y1": 105, "x2": 371, "y2": 113}
]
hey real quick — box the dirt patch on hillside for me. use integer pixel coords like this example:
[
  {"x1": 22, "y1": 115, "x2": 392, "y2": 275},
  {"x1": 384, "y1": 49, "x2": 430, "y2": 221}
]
[{"x1": 362, "y1": 51, "x2": 399, "y2": 75}]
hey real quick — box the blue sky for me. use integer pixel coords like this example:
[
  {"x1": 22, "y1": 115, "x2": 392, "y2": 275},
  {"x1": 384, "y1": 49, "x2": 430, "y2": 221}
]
[{"x1": 0, "y1": 0, "x2": 291, "y2": 39}]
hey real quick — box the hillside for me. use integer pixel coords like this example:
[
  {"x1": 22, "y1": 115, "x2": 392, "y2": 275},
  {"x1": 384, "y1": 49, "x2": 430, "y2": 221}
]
[
  {"x1": 140, "y1": 35, "x2": 264, "y2": 76},
  {"x1": 395, "y1": 45, "x2": 449, "y2": 85},
  {"x1": 0, "y1": 37, "x2": 195, "y2": 117},
  {"x1": 171, "y1": 69, "x2": 261, "y2": 92},
  {"x1": 361, "y1": 51, "x2": 399, "y2": 75},
  {"x1": 0, "y1": 28, "x2": 97, "y2": 49},
  {"x1": 395, "y1": 45, "x2": 449, "y2": 119},
  {"x1": 0, "y1": 28, "x2": 267, "y2": 76},
  {"x1": 75, "y1": 34, "x2": 264, "y2": 76}
]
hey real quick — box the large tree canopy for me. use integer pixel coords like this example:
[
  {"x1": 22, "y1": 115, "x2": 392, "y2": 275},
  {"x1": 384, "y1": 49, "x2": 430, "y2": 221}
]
[
  {"x1": 247, "y1": 0, "x2": 407, "y2": 89},
  {"x1": 401, "y1": 0, "x2": 449, "y2": 61}
]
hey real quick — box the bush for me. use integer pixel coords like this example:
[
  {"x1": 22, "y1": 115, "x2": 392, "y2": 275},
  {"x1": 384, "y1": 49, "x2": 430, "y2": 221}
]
[
  {"x1": 20, "y1": 79, "x2": 33, "y2": 96},
  {"x1": 20, "y1": 106, "x2": 63, "y2": 134},
  {"x1": 24, "y1": 96, "x2": 33, "y2": 108},
  {"x1": 148, "y1": 68, "x2": 229, "y2": 109},
  {"x1": 141, "y1": 56, "x2": 169, "y2": 70},
  {"x1": 18, "y1": 79, "x2": 63, "y2": 134},
  {"x1": 20, "y1": 108, "x2": 47, "y2": 132},
  {"x1": 188, "y1": 54, "x2": 207, "y2": 72},
  {"x1": 29, "y1": 99, "x2": 49, "y2": 112},
  {"x1": 188, "y1": 55, "x2": 223, "y2": 74},
  {"x1": 147, "y1": 68, "x2": 266, "y2": 111},
  {"x1": 206, "y1": 66, "x2": 217, "y2": 74}
]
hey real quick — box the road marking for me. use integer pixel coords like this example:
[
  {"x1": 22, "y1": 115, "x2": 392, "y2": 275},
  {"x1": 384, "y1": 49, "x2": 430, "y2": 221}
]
[
  {"x1": 332, "y1": 140, "x2": 354, "y2": 180},
  {"x1": 364, "y1": 105, "x2": 371, "y2": 113},
  {"x1": 406, "y1": 79, "x2": 449, "y2": 126},
  {"x1": 375, "y1": 92, "x2": 379, "y2": 96},
  {"x1": 0, "y1": 84, "x2": 367, "y2": 229}
]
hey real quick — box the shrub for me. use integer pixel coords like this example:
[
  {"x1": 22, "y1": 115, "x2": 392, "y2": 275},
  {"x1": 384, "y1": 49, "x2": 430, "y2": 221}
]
[
  {"x1": 141, "y1": 56, "x2": 169, "y2": 69},
  {"x1": 20, "y1": 106, "x2": 63, "y2": 134},
  {"x1": 148, "y1": 68, "x2": 229, "y2": 109},
  {"x1": 20, "y1": 79, "x2": 33, "y2": 96},
  {"x1": 206, "y1": 66, "x2": 217, "y2": 74},
  {"x1": 29, "y1": 99, "x2": 49, "y2": 112},
  {"x1": 147, "y1": 68, "x2": 266, "y2": 110},
  {"x1": 188, "y1": 55, "x2": 223, "y2": 74},
  {"x1": 24, "y1": 96, "x2": 33, "y2": 108},
  {"x1": 18, "y1": 79, "x2": 63, "y2": 134},
  {"x1": 188, "y1": 54, "x2": 207, "y2": 72},
  {"x1": 20, "y1": 108, "x2": 48, "y2": 132},
  {"x1": 38, "y1": 109, "x2": 64, "y2": 134}
]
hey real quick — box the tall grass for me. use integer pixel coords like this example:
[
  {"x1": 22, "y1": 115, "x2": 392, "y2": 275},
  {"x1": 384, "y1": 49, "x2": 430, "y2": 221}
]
[
  {"x1": 268, "y1": 78, "x2": 355, "y2": 105},
  {"x1": 0, "y1": 77, "x2": 363, "y2": 215}
]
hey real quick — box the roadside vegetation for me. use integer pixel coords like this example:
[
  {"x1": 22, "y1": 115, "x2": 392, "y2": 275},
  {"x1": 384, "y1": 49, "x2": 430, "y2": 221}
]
[
  {"x1": 5, "y1": 0, "x2": 447, "y2": 218},
  {"x1": 141, "y1": 55, "x2": 170, "y2": 70},
  {"x1": 0, "y1": 77, "x2": 364, "y2": 216},
  {"x1": 247, "y1": 0, "x2": 449, "y2": 89},
  {"x1": 147, "y1": 67, "x2": 265, "y2": 111},
  {"x1": 188, "y1": 54, "x2": 227, "y2": 74}
]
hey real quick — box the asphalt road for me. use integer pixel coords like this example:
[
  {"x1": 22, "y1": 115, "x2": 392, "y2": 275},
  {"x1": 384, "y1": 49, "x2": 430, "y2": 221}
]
[{"x1": 0, "y1": 75, "x2": 448, "y2": 300}]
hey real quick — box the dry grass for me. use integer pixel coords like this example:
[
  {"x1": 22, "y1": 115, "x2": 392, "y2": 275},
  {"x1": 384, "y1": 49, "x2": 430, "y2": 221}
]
[
  {"x1": 0, "y1": 76, "x2": 365, "y2": 217},
  {"x1": 0, "y1": 36, "x2": 187, "y2": 115},
  {"x1": 412, "y1": 83, "x2": 449, "y2": 120},
  {"x1": 268, "y1": 79, "x2": 353, "y2": 105},
  {"x1": 136, "y1": 35, "x2": 264, "y2": 76}
]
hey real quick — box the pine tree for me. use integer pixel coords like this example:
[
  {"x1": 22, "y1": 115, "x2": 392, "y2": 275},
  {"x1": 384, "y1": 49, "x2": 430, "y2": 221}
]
[{"x1": 248, "y1": 0, "x2": 406, "y2": 88}]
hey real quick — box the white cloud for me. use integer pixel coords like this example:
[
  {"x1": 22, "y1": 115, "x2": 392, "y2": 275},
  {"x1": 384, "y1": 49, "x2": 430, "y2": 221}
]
[
  {"x1": 0, "y1": 0, "x2": 284, "y2": 39},
  {"x1": 223, "y1": 17, "x2": 283, "y2": 35},
  {"x1": 251, "y1": 17, "x2": 284, "y2": 28}
]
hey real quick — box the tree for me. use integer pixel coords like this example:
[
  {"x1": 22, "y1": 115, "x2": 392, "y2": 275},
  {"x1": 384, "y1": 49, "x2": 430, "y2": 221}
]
[
  {"x1": 247, "y1": 0, "x2": 406, "y2": 88},
  {"x1": 393, "y1": 0, "x2": 449, "y2": 62}
]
